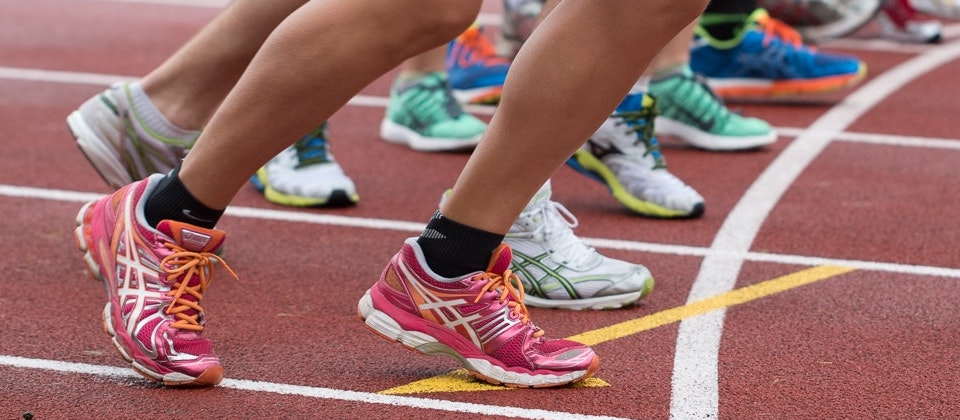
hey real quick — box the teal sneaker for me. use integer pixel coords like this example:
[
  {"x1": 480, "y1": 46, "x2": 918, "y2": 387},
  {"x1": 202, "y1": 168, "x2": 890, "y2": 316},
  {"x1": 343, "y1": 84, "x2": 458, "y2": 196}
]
[
  {"x1": 380, "y1": 72, "x2": 486, "y2": 152},
  {"x1": 649, "y1": 66, "x2": 777, "y2": 151}
]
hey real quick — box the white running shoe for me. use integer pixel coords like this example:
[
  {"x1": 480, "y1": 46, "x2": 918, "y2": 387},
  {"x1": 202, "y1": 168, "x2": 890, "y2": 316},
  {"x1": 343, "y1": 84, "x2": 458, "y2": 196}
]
[
  {"x1": 251, "y1": 123, "x2": 359, "y2": 207},
  {"x1": 910, "y1": 0, "x2": 960, "y2": 19},
  {"x1": 567, "y1": 93, "x2": 706, "y2": 218},
  {"x1": 759, "y1": 0, "x2": 882, "y2": 43},
  {"x1": 505, "y1": 181, "x2": 655, "y2": 310},
  {"x1": 498, "y1": 0, "x2": 544, "y2": 57},
  {"x1": 66, "y1": 82, "x2": 195, "y2": 189}
]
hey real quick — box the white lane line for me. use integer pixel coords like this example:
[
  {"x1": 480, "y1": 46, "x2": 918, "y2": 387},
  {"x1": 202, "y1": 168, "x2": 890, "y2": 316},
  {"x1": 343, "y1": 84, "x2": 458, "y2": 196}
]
[
  {"x1": 9, "y1": 65, "x2": 960, "y2": 141},
  {"x1": 2, "y1": 183, "x2": 959, "y2": 279},
  {"x1": 0, "y1": 66, "x2": 498, "y2": 116},
  {"x1": 85, "y1": 0, "x2": 504, "y2": 26},
  {"x1": 668, "y1": 38, "x2": 960, "y2": 420},
  {"x1": 90, "y1": 0, "x2": 228, "y2": 7},
  {"x1": 777, "y1": 126, "x2": 960, "y2": 150},
  {"x1": 0, "y1": 355, "x2": 625, "y2": 420}
]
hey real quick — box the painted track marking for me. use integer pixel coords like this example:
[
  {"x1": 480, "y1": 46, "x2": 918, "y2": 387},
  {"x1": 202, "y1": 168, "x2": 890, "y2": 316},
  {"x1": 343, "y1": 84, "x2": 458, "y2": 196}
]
[
  {"x1": 2, "y1": 183, "x2": 959, "y2": 279},
  {"x1": 669, "y1": 38, "x2": 960, "y2": 419},
  {"x1": 379, "y1": 265, "x2": 854, "y2": 395},
  {"x1": 0, "y1": 355, "x2": 625, "y2": 420}
]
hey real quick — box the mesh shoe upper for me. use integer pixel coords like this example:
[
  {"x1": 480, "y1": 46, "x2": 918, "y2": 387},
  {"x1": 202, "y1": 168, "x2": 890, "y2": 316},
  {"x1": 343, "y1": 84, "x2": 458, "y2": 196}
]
[
  {"x1": 649, "y1": 66, "x2": 777, "y2": 151},
  {"x1": 505, "y1": 181, "x2": 654, "y2": 310},
  {"x1": 446, "y1": 25, "x2": 511, "y2": 104},
  {"x1": 358, "y1": 238, "x2": 599, "y2": 387},
  {"x1": 380, "y1": 72, "x2": 486, "y2": 152},
  {"x1": 498, "y1": 0, "x2": 544, "y2": 57},
  {"x1": 567, "y1": 93, "x2": 706, "y2": 218},
  {"x1": 909, "y1": 0, "x2": 960, "y2": 19},
  {"x1": 692, "y1": 9, "x2": 867, "y2": 97},
  {"x1": 758, "y1": 0, "x2": 882, "y2": 44},
  {"x1": 66, "y1": 82, "x2": 196, "y2": 189},
  {"x1": 74, "y1": 174, "x2": 236, "y2": 386},
  {"x1": 253, "y1": 123, "x2": 359, "y2": 207}
]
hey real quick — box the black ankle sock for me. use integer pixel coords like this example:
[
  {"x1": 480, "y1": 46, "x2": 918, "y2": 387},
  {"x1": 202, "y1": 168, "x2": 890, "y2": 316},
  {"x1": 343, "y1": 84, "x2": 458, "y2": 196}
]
[
  {"x1": 701, "y1": 0, "x2": 758, "y2": 41},
  {"x1": 144, "y1": 161, "x2": 224, "y2": 229},
  {"x1": 416, "y1": 211, "x2": 505, "y2": 278},
  {"x1": 704, "y1": 0, "x2": 757, "y2": 15},
  {"x1": 701, "y1": 20, "x2": 745, "y2": 41}
]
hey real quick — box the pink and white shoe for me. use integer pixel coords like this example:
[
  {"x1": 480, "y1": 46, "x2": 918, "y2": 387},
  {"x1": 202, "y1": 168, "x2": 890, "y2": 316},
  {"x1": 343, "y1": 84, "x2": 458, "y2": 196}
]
[
  {"x1": 74, "y1": 174, "x2": 236, "y2": 386},
  {"x1": 358, "y1": 238, "x2": 600, "y2": 388}
]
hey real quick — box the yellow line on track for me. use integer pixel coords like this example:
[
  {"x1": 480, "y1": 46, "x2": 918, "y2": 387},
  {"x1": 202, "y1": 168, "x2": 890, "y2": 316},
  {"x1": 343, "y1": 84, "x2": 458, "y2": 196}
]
[{"x1": 379, "y1": 265, "x2": 855, "y2": 395}]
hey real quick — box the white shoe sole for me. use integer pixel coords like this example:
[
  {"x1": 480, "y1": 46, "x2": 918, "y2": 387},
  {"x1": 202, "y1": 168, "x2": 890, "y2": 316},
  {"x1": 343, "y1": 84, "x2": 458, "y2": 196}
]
[{"x1": 379, "y1": 118, "x2": 481, "y2": 152}]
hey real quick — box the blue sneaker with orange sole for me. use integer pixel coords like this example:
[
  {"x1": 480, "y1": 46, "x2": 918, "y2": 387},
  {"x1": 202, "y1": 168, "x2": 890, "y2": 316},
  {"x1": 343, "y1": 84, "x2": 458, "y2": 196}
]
[
  {"x1": 446, "y1": 25, "x2": 511, "y2": 105},
  {"x1": 691, "y1": 9, "x2": 867, "y2": 98}
]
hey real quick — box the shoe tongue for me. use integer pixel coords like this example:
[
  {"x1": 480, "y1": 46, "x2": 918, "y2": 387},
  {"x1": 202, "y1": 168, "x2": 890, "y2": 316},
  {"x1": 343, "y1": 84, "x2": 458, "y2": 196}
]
[
  {"x1": 616, "y1": 93, "x2": 654, "y2": 114},
  {"x1": 522, "y1": 180, "x2": 552, "y2": 212},
  {"x1": 157, "y1": 220, "x2": 225, "y2": 253},
  {"x1": 486, "y1": 244, "x2": 513, "y2": 274}
]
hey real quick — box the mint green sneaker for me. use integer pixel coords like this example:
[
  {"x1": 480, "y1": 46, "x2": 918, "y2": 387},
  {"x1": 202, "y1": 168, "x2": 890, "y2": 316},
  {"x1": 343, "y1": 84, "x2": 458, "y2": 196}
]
[
  {"x1": 648, "y1": 66, "x2": 777, "y2": 151},
  {"x1": 380, "y1": 72, "x2": 486, "y2": 152}
]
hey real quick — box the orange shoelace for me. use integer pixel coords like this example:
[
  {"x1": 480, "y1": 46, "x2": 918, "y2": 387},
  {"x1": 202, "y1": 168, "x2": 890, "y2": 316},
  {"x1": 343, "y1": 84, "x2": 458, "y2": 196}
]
[
  {"x1": 161, "y1": 244, "x2": 239, "y2": 331},
  {"x1": 473, "y1": 269, "x2": 543, "y2": 338},
  {"x1": 458, "y1": 27, "x2": 511, "y2": 66},
  {"x1": 756, "y1": 13, "x2": 806, "y2": 49}
]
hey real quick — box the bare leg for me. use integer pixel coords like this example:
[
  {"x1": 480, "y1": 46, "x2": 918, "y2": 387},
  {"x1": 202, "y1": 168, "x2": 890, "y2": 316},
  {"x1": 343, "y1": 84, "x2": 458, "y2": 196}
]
[
  {"x1": 141, "y1": 0, "x2": 308, "y2": 130},
  {"x1": 650, "y1": 21, "x2": 699, "y2": 74},
  {"x1": 398, "y1": 45, "x2": 448, "y2": 76},
  {"x1": 441, "y1": 0, "x2": 708, "y2": 233},
  {"x1": 179, "y1": 0, "x2": 481, "y2": 207}
]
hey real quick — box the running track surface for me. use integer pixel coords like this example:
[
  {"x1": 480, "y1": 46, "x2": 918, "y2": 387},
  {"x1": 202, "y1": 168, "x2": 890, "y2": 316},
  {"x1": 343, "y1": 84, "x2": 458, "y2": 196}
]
[{"x1": 2, "y1": 1, "x2": 960, "y2": 419}]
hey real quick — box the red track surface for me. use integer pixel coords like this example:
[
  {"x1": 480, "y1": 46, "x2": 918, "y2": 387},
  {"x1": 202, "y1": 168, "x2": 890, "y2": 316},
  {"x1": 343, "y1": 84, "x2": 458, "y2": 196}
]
[{"x1": 2, "y1": 1, "x2": 960, "y2": 419}]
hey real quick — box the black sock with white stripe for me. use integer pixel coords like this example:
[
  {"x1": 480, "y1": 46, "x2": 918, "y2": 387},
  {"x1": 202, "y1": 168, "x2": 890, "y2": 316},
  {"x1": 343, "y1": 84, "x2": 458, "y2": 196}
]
[{"x1": 416, "y1": 211, "x2": 505, "y2": 278}]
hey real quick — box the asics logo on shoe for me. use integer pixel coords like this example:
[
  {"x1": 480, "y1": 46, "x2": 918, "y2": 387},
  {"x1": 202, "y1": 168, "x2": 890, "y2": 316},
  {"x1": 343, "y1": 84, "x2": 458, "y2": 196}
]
[
  {"x1": 180, "y1": 229, "x2": 214, "y2": 250},
  {"x1": 399, "y1": 262, "x2": 522, "y2": 349},
  {"x1": 511, "y1": 251, "x2": 586, "y2": 300}
]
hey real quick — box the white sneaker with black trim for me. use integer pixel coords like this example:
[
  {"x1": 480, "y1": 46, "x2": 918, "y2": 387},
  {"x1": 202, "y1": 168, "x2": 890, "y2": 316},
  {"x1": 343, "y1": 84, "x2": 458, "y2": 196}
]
[
  {"x1": 504, "y1": 181, "x2": 655, "y2": 310},
  {"x1": 567, "y1": 93, "x2": 706, "y2": 218}
]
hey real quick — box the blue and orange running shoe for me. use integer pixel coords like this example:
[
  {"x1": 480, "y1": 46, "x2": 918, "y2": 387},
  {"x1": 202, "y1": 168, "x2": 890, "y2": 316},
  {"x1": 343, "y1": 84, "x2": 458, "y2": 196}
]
[
  {"x1": 691, "y1": 9, "x2": 867, "y2": 98},
  {"x1": 74, "y1": 174, "x2": 237, "y2": 386},
  {"x1": 446, "y1": 25, "x2": 511, "y2": 105},
  {"x1": 358, "y1": 238, "x2": 600, "y2": 387}
]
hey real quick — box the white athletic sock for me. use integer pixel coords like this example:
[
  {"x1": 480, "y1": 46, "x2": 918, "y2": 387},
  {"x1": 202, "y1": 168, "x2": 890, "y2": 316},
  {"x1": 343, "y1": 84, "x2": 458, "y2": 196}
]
[{"x1": 127, "y1": 81, "x2": 200, "y2": 141}]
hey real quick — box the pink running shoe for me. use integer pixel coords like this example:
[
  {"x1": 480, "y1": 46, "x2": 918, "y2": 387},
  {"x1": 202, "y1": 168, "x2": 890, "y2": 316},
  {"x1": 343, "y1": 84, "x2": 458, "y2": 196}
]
[
  {"x1": 74, "y1": 174, "x2": 236, "y2": 386},
  {"x1": 358, "y1": 238, "x2": 600, "y2": 388}
]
